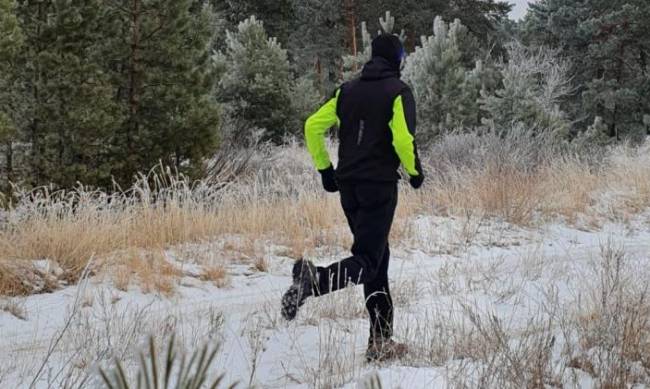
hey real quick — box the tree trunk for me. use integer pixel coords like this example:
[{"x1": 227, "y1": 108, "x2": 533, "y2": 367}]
[
  {"x1": 3, "y1": 141, "x2": 13, "y2": 193},
  {"x1": 343, "y1": 0, "x2": 357, "y2": 70},
  {"x1": 315, "y1": 57, "x2": 323, "y2": 94},
  {"x1": 128, "y1": 0, "x2": 141, "y2": 157},
  {"x1": 610, "y1": 36, "x2": 627, "y2": 141},
  {"x1": 57, "y1": 69, "x2": 66, "y2": 181},
  {"x1": 30, "y1": 1, "x2": 45, "y2": 187},
  {"x1": 609, "y1": 105, "x2": 619, "y2": 140}
]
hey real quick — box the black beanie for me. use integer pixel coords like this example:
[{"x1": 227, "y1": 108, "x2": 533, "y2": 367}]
[{"x1": 371, "y1": 34, "x2": 404, "y2": 67}]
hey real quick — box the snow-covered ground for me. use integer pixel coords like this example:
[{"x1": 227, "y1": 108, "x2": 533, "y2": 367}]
[{"x1": 2, "y1": 213, "x2": 650, "y2": 388}]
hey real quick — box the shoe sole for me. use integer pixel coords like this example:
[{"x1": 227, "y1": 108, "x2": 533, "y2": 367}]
[
  {"x1": 281, "y1": 260, "x2": 316, "y2": 321},
  {"x1": 281, "y1": 284, "x2": 300, "y2": 320}
]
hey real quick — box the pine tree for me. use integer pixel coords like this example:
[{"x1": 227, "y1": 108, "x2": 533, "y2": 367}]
[
  {"x1": 442, "y1": 0, "x2": 513, "y2": 45},
  {"x1": 214, "y1": 16, "x2": 294, "y2": 144},
  {"x1": 341, "y1": 20, "x2": 372, "y2": 82},
  {"x1": 402, "y1": 17, "x2": 493, "y2": 140},
  {"x1": 13, "y1": 0, "x2": 120, "y2": 189},
  {"x1": 0, "y1": 0, "x2": 22, "y2": 133},
  {"x1": 0, "y1": 0, "x2": 23, "y2": 191},
  {"x1": 213, "y1": 0, "x2": 294, "y2": 47},
  {"x1": 288, "y1": 74, "x2": 322, "y2": 138},
  {"x1": 523, "y1": 0, "x2": 650, "y2": 141},
  {"x1": 287, "y1": 0, "x2": 511, "y2": 92},
  {"x1": 0, "y1": 0, "x2": 21, "y2": 60},
  {"x1": 13, "y1": 0, "x2": 53, "y2": 187},
  {"x1": 357, "y1": 0, "x2": 511, "y2": 50},
  {"x1": 289, "y1": 0, "x2": 347, "y2": 93},
  {"x1": 104, "y1": 0, "x2": 221, "y2": 187},
  {"x1": 480, "y1": 43, "x2": 572, "y2": 137}
]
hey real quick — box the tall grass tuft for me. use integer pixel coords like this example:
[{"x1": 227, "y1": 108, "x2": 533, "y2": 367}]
[{"x1": 100, "y1": 335, "x2": 236, "y2": 389}]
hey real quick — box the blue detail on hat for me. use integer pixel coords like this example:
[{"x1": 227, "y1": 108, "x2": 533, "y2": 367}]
[{"x1": 398, "y1": 48, "x2": 406, "y2": 62}]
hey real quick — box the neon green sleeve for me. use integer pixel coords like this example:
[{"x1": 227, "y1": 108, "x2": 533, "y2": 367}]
[
  {"x1": 389, "y1": 95, "x2": 419, "y2": 176},
  {"x1": 305, "y1": 89, "x2": 340, "y2": 171}
]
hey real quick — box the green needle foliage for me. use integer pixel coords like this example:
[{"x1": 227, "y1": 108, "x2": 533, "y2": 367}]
[
  {"x1": 100, "y1": 335, "x2": 236, "y2": 389},
  {"x1": 214, "y1": 16, "x2": 294, "y2": 144},
  {"x1": 403, "y1": 17, "x2": 496, "y2": 139},
  {"x1": 0, "y1": 0, "x2": 23, "y2": 193},
  {"x1": 4, "y1": 0, "x2": 220, "y2": 191},
  {"x1": 523, "y1": 0, "x2": 650, "y2": 141}
]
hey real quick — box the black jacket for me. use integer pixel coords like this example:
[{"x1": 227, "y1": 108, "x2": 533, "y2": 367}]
[{"x1": 334, "y1": 58, "x2": 421, "y2": 182}]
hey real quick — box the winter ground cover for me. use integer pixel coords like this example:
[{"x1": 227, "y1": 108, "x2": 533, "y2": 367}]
[
  {"x1": 1, "y1": 136, "x2": 650, "y2": 388},
  {"x1": 1, "y1": 212, "x2": 649, "y2": 388}
]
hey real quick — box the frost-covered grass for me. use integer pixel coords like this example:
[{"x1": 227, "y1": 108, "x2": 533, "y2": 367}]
[
  {"x1": 0, "y1": 143, "x2": 351, "y2": 296},
  {"x1": 0, "y1": 134, "x2": 650, "y2": 387},
  {"x1": 0, "y1": 135, "x2": 649, "y2": 296},
  {"x1": 427, "y1": 132, "x2": 650, "y2": 226}
]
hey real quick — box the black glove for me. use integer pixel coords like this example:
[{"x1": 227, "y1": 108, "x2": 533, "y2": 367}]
[
  {"x1": 319, "y1": 166, "x2": 339, "y2": 193},
  {"x1": 409, "y1": 173, "x2": 424, "y2": 189}
]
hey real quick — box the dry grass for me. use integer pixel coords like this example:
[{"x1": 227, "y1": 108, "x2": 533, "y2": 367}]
[
  {"x1": 0, "y1": 259, "x2": 61, "y2": 296},
  {"x1": 567, "y1": 241, "x2": 650, "y2": 387},
  {"x1": 0, "y1": 261, "x2": 31, "y2": 296},
  {"x1": 397, "y1": 239, "x2": 650, "y2": 388},
  {"x1": 429, "y1": 164, "x2": 546, "y2": 226},
  {"x1": 541, "y1": 160, "x2": 600, "y2": 222},
  {"x1": 603, "y1": 144, "x2": 650, "y2": 214},
  {"x1": 105, "y1": 249, "x2": 180, "y2": 296},
  {"x1": 0, "y1": 137, "x2": 649, "y2": 296},
  {"x1": 200, "y1": 264, "x2": 231, "y2": 288},
  {"x1": 428, "y1": 133, "x2": 650, "y2": 226}
]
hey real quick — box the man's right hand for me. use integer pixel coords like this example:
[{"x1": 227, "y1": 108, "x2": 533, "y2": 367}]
[{"x1": 409, "y1": 173, "x2": 424, "y2": 189}]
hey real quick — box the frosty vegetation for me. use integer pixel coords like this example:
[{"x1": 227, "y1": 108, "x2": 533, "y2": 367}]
[{"x1": 1, "y1": 0, "x2": 650, "y2": 388}]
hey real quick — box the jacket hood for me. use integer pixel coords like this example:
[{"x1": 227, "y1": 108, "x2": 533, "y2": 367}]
[{"x1": 360, "y1": 57, "x2": 401, "y2": 81}]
